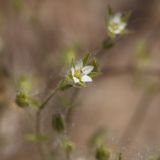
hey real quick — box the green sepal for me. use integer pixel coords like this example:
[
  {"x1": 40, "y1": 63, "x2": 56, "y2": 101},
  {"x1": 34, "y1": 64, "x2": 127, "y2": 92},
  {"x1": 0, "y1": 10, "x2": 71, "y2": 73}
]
[
  {"x1": 71, "y1": 59, "x2": 75, "y2": 68},
  {"x1": 91, "y1": 58, "x2": 99, "y2": 72},
  {"x1": 122, "y1": 11, "x2": 131, "y2": 23},
  {"x1": 58, "y1": 79, "x2": 73, "y2": 91},
  {"x1": 79, "y1": 81, "x2": 87, "y2": 87},
  {"x1": 89, "y1": 72, "x2": 101, "y2": 78},
  {"x1": 83, "y1": 53, "x2": 91, "y2": 66}
]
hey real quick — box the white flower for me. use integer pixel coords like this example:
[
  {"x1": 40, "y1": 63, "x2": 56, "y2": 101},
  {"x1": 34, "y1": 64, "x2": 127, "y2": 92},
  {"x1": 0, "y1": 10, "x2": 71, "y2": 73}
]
[
  {"x1": 108, "y1": 13, "x2": 127, "y2": 35},
  {"x1": 71, "y1": 60, "x2": 94, "y2": 84}
]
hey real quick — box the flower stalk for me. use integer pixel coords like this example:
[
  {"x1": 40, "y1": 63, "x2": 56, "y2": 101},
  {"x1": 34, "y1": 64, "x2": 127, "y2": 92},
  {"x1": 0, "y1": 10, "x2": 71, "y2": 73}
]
[{"x1": 35, "y1": 85, "x2": 60, "y2": 160}]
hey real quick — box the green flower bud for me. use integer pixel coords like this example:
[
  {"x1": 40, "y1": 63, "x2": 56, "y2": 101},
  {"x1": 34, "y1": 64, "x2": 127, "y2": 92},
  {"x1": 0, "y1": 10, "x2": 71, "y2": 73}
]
[
  {"x1": 63, "y1": 139, "x2": 75, "y2": 155},
  {"x1": 52, "y1": 114, "x2": 65, "y2": 133},
  {"x1": 96, "y1": 145, "x2": 110, "y2": 160},
  {"x1": 15, "y1": 92, "x2": 30, "y2": 107}
]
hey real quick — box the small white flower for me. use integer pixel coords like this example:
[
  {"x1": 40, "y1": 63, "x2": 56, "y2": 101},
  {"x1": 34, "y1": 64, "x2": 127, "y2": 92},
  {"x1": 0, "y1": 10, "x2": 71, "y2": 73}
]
[
  {"x1": 108, "y1": 13, "x2": 127, "y2": 35},
  {"x1": 71, "y1": 60, "x2": 94, "y2": 84}
]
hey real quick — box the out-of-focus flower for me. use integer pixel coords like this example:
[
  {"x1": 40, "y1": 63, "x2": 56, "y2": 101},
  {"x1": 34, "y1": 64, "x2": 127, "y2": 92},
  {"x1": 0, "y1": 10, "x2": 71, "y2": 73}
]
[
  {"x1": 107, "y1": 6, "x2": 131, "y2": 38},
  {"x1": 108, "y1": 13, "x2": 127, "y2": 35},
  {"x1": 15, "y1": 76, "x2": 40, "y2": 108}
]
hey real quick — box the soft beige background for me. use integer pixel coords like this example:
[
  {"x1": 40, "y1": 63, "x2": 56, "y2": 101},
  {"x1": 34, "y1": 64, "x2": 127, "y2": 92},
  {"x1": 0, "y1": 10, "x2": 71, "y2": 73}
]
[{"x1": 0, "y1": 0, "x2": 160, "y2": 159}]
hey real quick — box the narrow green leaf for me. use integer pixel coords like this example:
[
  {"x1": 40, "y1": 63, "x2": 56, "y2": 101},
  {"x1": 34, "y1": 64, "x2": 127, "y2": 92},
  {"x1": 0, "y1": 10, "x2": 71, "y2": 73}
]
[{"x1": 25, "y1": 133, "x2": 49, "y2": 143}]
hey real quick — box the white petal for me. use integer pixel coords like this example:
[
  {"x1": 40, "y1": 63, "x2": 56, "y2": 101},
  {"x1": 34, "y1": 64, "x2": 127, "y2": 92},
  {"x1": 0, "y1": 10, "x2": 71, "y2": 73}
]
[
  {"x1": 71, "y1": 67, "x2": 75, "y2": 75},
  {"x1": 119, "y1": 22, "x2": 126, "y2": 30},
  {"x1": 112, "y1": 13, "x2": 122, "y2": 23},
  {"x1": 81, "y1": 75, "x2": 92, "y2": 82},
  {"x1": 114, "y1": 28, "x2": 122, "y2": 34},
  {"x1": 108, "y1": 26, "x2": 115, "y2": 33},
  {"x1": 73, "y1": 76, "x2": 80, "y2": 83},
  {"x1": 82, "y1": 66, "x2": 94, "y2": 74},
  {"x1": 75, "y1": 60, "x2": 83, "y2": 70}
]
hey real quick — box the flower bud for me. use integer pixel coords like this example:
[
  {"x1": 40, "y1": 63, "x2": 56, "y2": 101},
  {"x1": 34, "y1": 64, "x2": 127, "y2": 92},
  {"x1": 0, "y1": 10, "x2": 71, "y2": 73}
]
[
  {"x1": 15, "y1": 92, "x2": 30, "y2": 107},
  {"x1": 63, "y1": 139, "x2": 75, "y2": 155},
  {"x1": 52, "y1": 114, "x2": 65, "y2": 133},
  {"x1": 96, "y1": 145, "x2": 110, "y2": 160}
]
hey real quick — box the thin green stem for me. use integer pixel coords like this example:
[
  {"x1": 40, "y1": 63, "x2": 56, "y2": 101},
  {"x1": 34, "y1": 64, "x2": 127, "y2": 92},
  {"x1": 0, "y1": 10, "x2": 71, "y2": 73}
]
[
  {"x1": 66, "y1": 152, "x2": 71, "y2": 160},
  {"x1": 35, "y1": 85, "x2": 60, "y2": 160},
  {"x1": 35, "y1": 110, "x2": 46, "y2": 160},
  {"x1": 39, "y1": 86, "x2": 59, "y2": 110}
]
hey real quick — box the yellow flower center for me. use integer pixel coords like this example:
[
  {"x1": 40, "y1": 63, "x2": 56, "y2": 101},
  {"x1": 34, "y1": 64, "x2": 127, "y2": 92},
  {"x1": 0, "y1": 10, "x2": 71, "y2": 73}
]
[
  {"x1": 110, "y1": 22, "x2": 120, "y2": 31},
  {"x1": 74, "y1": 70, "x2": 82, "y2": 79}
]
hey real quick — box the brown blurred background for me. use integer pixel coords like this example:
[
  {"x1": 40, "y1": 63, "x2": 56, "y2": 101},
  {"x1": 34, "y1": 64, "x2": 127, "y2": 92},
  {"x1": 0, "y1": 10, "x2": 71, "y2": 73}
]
[{"x1": 0, "y1": 0, "x2": 160, "y2": 160}]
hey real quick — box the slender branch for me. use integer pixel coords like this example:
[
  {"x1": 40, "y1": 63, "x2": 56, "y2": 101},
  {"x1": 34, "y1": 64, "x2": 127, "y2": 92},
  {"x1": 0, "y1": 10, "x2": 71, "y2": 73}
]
[
  {"x1": 66, "y1": 152, "x2": 71, "y2": 160},
  {"x1": 35, "y1": 85, "x2": 60, "y2": 160},
  {"x1": 35, "y1": 110, "x2": 46, "y2": 160},
  {"x1": 39, "y1": 86, "x2": 59, "y2": 110},
  {"x1": 66, "y1": 88, "x2": 79, "y2": 124}
]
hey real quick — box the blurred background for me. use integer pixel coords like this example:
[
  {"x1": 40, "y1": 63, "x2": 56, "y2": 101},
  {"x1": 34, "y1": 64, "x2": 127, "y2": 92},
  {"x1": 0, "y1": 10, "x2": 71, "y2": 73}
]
[{"x1": 0, "y1": 0, "x2": 160, "y2": 160}]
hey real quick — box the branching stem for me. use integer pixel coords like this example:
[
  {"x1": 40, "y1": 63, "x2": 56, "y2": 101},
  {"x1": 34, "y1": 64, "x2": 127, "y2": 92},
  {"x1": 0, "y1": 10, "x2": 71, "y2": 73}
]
[{"x1": 35, "y1": 85, "x2": 60, "y2": 160}]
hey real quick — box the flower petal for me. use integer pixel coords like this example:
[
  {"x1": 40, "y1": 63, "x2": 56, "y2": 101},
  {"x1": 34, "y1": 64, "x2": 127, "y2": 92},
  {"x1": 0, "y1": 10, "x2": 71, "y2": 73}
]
[
  {"x1": 119, "y1": 22, "x2": 126, "y2": 30},
  {"x1": 71, "y1": 67, "x2": 75, "y2": 75},
  {"x1": 75, "y1": 60, "x2": 83, "y2": 70},
  {"x1": 73, "y1": 76, "x2": 80, "y2": 83},
  {"x1": 82, "y1": 66, "x2": 94, "y2": 75},
  {"x1": 81, "y1": 75, "x2": 92, "y2": 82},
  {"x1": 112, "y1": 13, "x2": 122, "y2": 23},
  {"x1": 114, "y1": 28, "x2": 122, "y2": 34}
]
